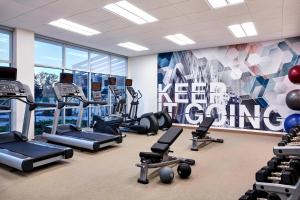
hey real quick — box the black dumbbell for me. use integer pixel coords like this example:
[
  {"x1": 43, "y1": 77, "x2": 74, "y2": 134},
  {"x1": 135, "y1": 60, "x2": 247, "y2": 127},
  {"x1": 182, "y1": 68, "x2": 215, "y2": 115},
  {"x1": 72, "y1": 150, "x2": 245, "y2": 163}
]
[
  {"x1": 278, "y1": 140, "x2": 300, "y2": 146},
  {"x1": 267, "y1": 193, "x2": 281, "y2": 200},
  {"x1": 282, "y1": 134, "x2": 300, "y2": 143},
  {"x1": 267, "y1": 157, "x2": 300, "y2": 176},
  {"x1": 256, "y1": 166, "x2": 298, "y2": 185},
  {"x1": 239, "y1": 189, "x2": 268, "y2": 200}
]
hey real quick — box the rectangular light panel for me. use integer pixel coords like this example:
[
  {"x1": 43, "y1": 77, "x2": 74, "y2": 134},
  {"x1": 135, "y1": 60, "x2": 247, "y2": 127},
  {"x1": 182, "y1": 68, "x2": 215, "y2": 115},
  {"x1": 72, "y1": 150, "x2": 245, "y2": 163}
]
[
  {"x1": 228, "y1": 24, "x2": 246, "y2": 38},
  {"x1": 207, "y1": 0, "x2": 244, "y2": 8},
  {"x1": 228, "y1": 22, "x2": 257, "y2": 38},
  {"x1": 49, "y1": 19, "x2": 100, "y2": 36},
  {"x1": 104, "y1": 1, "x2": 158, "y2": 25},
  {"x1": 117, "y1": 42, "x2": 149, "y2": 51},
  {"x1": 165, "y1": 34, "x2": 195, "y2": 46},
  {"x1": 241, "y1": 22, "x2": 257, "y2": 36}
]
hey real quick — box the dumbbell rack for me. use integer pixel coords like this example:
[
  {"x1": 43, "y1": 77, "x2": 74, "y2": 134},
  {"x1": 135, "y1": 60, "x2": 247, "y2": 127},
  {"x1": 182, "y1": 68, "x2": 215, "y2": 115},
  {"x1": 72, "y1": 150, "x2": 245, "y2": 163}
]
[{"x1": 255, "y1": 146, "x2": 300, "y2": 200}]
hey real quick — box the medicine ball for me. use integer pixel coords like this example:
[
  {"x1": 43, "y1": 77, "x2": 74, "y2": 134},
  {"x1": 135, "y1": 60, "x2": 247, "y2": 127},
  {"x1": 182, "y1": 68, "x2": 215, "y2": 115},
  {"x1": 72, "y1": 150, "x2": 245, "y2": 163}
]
[
  {"x1": 286, "y1": 89, "x2": 300, "y2": 110},
  {"x1": 284, "y1": 114, "x2": 300, "y2": 133},
  {"x1": 288, "y1": 65, "x2": 300, "y2": 84},
  {"x1": 177, "y1": 163, "x2": 191, "y2": 179},
  {"x1": 159, "y1": 167, "x2": 174, "y2": 184}
]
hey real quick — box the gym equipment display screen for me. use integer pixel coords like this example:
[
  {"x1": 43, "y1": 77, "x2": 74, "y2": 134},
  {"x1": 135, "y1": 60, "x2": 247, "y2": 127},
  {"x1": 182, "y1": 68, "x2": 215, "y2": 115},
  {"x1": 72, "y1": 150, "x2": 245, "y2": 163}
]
[
  {"x1": 0, "y1": 67, "x2": 17, "y2": 81},
  {"x1": 91, "y1": 82, "x2": 102, "y2": 91},
  {"x1": 60, "y1": 73, "x2": 73, "y2": 84},
  {"x1": 125, "y1": 79, "x2": 132, "y2": 86},
  {"x1": 108, "y1": 77, "x2": 116, "y2": 85}
]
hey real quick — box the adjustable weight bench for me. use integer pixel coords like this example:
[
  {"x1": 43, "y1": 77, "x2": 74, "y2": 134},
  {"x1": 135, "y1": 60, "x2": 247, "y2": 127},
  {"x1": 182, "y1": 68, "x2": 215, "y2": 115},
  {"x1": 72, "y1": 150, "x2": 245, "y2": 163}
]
[
  {"x1": 136, "y1": 127, "x2": 195, "y2": 184},
  {"x1": 191, "y1": 117, "x2": 224, "y2": 151}
]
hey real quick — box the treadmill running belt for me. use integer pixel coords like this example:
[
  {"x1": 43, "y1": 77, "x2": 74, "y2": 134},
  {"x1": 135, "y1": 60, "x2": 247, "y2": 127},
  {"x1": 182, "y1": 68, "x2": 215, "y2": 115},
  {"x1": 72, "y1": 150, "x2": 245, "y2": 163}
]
[
  {"x1": 0, "y1": 142, "x2": 64, "y2": 161},
  {"x1": 59, "y1": 131, "x2": 119, "y2": 144}
]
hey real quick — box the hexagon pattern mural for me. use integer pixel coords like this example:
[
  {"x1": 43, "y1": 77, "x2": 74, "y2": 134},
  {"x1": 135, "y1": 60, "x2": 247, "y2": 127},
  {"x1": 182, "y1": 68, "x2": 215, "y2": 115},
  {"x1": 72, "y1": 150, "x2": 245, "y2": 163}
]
[{"x1": 158, "y1": 37, "x2": 300, "y2": 132}]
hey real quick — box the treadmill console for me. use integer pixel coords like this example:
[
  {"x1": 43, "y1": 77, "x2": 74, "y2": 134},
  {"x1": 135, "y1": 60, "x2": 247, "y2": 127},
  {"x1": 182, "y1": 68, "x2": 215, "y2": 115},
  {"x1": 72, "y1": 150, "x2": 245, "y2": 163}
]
[{"x1": 0, "y1": 80, "x2": 32, "y2": 101}]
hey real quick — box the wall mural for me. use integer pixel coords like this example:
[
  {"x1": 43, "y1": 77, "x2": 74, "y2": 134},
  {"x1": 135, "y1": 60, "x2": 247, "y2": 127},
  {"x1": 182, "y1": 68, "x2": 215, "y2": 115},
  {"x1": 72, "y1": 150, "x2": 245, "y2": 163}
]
[{"x1": 157, "y1": 37, "x2": 300, "y2": 132}]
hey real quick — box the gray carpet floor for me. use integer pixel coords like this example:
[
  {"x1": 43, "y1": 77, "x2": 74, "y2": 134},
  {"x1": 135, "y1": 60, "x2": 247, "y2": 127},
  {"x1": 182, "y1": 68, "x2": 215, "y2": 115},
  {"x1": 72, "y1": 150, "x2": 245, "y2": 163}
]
[{"x1": 0, "y1": 129, "x2": 279, "y2": 200}]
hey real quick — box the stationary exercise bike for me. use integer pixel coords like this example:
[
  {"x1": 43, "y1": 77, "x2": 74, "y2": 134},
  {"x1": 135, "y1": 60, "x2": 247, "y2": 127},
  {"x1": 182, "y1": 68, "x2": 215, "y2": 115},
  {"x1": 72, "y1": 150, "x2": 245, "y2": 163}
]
[
  {"x1": 109, "y1": 77, "x2": 159, "y2": 136},
  {"x1": 90, "y1": 82, "x2": 124, "y2": 137},
  {"x1": 125, "y1": 79, "x2": 173, "y2": 130}
]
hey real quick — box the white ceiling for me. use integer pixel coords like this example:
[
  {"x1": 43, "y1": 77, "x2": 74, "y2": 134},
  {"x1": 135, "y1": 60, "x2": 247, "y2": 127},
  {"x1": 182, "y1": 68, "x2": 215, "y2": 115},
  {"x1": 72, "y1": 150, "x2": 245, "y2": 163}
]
[{"x1": 0, "y1": 0, "x2": 299, "y2": 57}]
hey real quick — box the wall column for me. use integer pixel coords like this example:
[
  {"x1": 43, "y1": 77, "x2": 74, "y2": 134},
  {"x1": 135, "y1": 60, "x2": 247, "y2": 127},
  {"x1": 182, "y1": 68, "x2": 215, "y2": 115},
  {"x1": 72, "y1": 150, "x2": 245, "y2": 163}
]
[{"x1": 13, "y1": 29, "x2": 35, "y2": 139}]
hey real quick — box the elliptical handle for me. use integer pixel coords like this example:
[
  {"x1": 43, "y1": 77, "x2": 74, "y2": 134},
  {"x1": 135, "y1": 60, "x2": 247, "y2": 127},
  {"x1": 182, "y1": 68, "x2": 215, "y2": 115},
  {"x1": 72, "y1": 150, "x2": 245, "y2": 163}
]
[{"x1": 138, "y1": 90, "x2": 142, "y2": 99}]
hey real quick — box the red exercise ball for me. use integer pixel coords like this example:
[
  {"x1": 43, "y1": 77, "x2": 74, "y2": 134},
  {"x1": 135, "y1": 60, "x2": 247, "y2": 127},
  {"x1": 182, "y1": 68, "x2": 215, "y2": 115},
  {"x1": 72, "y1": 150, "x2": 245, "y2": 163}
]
[{"x1": 289, "y1": 65, "x2": 300, "y2": 84}]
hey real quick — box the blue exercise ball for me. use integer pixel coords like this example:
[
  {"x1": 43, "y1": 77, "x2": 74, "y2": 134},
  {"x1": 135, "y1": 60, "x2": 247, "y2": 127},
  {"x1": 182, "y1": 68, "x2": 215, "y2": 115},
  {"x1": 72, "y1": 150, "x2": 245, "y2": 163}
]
[
  {"x1": 284, "y1": 114, "x2": 300, "y2": 133},
  {"x1": 159, "y1": 167, "x2": 174, "y2": 184}
]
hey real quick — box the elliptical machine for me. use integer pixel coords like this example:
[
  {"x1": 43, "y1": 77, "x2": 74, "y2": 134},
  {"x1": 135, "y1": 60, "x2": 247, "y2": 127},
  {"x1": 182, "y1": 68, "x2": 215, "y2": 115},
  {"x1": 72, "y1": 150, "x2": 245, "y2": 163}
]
[
  {"x1": 109, "y1": 77, "x2": 159, "y2": 136},
  {"x1": 90, "y1": 82, "x2": 124, "y2": 137},
  {"x1": 125, "y1": 79, "x2": 173, "y2": 130}
]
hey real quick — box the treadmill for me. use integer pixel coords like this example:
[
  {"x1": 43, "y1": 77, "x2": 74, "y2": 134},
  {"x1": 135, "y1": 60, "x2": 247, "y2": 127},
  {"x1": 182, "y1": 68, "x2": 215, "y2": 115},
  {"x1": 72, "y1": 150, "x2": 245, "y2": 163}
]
[
  {"x1": 42, "y1": 73, "x2": 122, "y2": 151},
  {"x1": 0, "y1": 67, "x2": 73, "y2": 172}
]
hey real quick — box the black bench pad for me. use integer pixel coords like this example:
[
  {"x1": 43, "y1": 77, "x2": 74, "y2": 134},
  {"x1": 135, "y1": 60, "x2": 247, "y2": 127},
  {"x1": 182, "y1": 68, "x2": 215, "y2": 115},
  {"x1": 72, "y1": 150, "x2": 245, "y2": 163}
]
[
  {"x1": 151, "y1": 143, "x2": 169, "y2": 153},
  {"x1": 139, "y1": 152, "x2": 163, "y2": 159},
  {"x1": 157, "y1": 127, "x2": 182, "y2": 145}
]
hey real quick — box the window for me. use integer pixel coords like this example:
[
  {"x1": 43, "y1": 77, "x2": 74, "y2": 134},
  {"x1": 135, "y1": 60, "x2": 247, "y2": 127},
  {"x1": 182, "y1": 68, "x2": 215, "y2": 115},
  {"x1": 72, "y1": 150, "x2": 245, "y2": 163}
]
[
  {"x1": 34, "y1": 67, "x2": 62, "y2": 103},
  {"x1": 35, "y1": 40, "x2": 62, "y2": 67},
  {"x1": 90, "y1": 53, "x2": 110, "y2": 74},
  {"x1": 66, "y1": 47, "x2": 89, "y2": 71},
  {"x1": 34, "y1": 37, "x2": 127, "y2": 135},
  {"x1": 0, "y1": 29, "x2": 12, "y2": 134},
  {"x1": 111, "y1": 56, "x2": 127, "y2": 76},
  {"x1": 0, "y1": 31, "x2": 11, "y2": 67}
]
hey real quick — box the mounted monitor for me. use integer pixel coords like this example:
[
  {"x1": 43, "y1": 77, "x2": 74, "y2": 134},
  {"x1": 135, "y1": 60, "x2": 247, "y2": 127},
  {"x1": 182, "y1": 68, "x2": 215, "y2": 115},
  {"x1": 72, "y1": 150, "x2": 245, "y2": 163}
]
[
  {"x1": 108, "y1": 77, "x2": 116, "y2": 85},
  {"x1": 91, "y1": 82, "x2": 102, "y2": 91},
  {"x1": 0, "y1": 67, "x2": 17, "y2": 81},
  {"x1": 60, "y1": 73, "x2": 73, "y2": 84},
  {"x1": 125, "y1": 79, "x2": 132, "y2": 86}
]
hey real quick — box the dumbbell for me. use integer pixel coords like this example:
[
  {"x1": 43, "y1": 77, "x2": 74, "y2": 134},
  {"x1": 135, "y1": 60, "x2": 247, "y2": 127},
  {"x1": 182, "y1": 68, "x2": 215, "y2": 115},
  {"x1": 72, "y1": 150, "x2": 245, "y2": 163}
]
[
  {"x1": 278, "y1": 140, "x2": 300, "y2": 146},
  {"x1": 239, "y1": 189, "x2": 268, "y2": 200},
  {"x1": 267, "y1": 157, "x2": 300, "y2": 176},
  {"x1": 256, "y1": 166, "x2": 298, "y2": 185},
  {"x1": 282, "y1": 134, "x2": 300, "y2": 142},
  {"x1": 289, "y1": 127, "x2": 300, "y2": 136}
]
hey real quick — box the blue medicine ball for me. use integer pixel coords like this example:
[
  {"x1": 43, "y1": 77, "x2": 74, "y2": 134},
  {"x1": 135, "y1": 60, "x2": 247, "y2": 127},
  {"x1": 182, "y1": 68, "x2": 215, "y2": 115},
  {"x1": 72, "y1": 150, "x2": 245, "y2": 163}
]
[{"x1": 284, "y1": 114, "x2": 300, "y2": 133}]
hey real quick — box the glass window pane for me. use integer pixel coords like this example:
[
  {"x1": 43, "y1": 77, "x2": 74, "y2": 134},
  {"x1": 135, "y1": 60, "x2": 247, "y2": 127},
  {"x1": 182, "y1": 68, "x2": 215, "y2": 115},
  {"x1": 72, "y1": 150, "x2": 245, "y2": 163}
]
[
  {"x1": 34, "y1": 67, "x2": 62, "y2": 103},
  {"x1": 111, "y1": 56, "x2": 127, "y2": 76},
  {"x1": 0, "y1": 112, "x2": 10, "y2": 133},
  {"x1": 66, "y1": 47, "x2": 88, "y2": 71},
  {"x1": 35, "y1": 40, "x2": 63, "y2": 67},
  {"x1": 35, "y1": 109, "x2": 54, "y2": 135},
  {"x1": 0, "y1": 32, "x2": 10, "y2": 62},
  {"x1": 73, "y1": 71, "x2": 89, "y2": 97},
  {"x1": 91, "y1": 73, "x2": 109, "y2": 101},
  {"x1": 90, "y1": 53, "x2": 109, "y2": 74},
  {"x1": 90, "y1": 106, "x2": 110, "y2": 118},
  {"x1": 65, "y1": 108, "x2": 88, "y2": 128}
]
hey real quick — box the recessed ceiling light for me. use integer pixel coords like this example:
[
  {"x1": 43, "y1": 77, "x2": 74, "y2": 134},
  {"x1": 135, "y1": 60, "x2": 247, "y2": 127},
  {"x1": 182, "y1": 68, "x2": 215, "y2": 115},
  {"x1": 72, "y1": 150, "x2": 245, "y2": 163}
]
[
  {"x1": 117, "y1": 42, "x2": 149, "y2": 51},
  {"x1": 207, "y1": 0, "x2": 244, "y2": 8},
  {"x1": 48, "y1": 19, "x2": 100, "y2": 36},
  {"x1": 164, "y1": 34, "x2": 195, "y2": 46},
  {"x1": 241, "y1": 22, "x2": 257, "y2": 36},
  {"x1": 228, "y1": 22, "x2": 257, "y2": 38},
  {"x1": 228, "y1": 24, "x2": 246, "y2": 38},
  {"x1": 104, "y1": 0, "x2": 158, "y2": 25}
]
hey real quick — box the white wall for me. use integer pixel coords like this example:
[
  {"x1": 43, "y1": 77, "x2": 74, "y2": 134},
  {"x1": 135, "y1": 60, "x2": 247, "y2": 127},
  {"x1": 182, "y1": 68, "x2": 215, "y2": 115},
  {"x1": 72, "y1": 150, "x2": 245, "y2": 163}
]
[
  {"x1": 128, "y1": 54, "x2": 157, "y2": 116},
  {"x1": 13, "y1": 29, "x2": 35, "y2": 139}
]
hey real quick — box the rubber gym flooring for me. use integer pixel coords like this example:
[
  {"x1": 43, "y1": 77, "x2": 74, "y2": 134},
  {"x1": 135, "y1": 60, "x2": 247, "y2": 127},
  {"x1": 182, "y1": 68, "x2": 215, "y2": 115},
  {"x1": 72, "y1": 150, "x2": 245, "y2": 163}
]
[{"x1": 0, "y1": 128, "x2": 279, "y2": 200}]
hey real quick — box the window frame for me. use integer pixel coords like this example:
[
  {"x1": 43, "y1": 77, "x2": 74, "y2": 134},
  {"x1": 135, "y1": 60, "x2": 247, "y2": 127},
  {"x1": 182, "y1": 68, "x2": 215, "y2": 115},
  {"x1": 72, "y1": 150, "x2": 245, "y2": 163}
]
[
  {"x1": 34, "y1": 36, "x2": 128, "y2": 134},
  {"x1": 0, "y1": 28, "x2": 13, "y2": 133}
]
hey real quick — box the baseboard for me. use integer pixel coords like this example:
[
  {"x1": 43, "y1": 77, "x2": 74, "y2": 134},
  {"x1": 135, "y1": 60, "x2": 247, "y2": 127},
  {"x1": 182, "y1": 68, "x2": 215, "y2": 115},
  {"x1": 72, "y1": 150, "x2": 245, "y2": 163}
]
[{"x1": 172, "y1": 123, "x2": 283, "y2": 137}]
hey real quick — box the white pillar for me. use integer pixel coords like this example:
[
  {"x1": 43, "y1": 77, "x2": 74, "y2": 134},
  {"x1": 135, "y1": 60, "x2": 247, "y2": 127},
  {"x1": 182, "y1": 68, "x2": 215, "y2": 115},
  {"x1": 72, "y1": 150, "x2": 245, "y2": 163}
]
[
  {"x1": 13, "y1": 29, "x2": 35, "y2": 140},
  {"x1": 128, "y1": 54, "x2": 157, "y2": 116}
]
